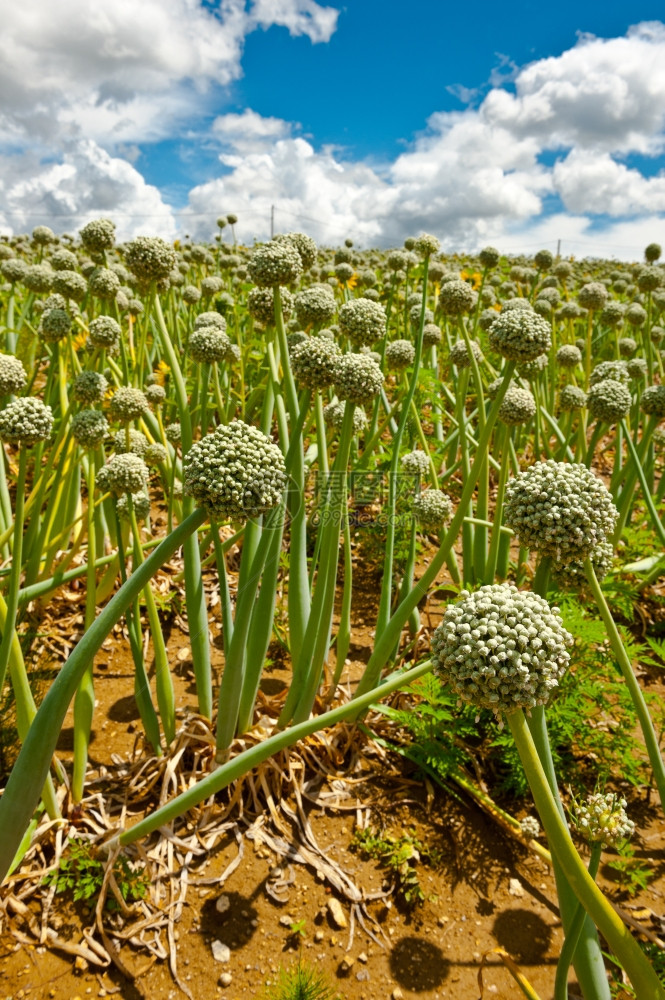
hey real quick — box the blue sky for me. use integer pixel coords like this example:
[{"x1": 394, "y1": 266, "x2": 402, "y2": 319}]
[{"x1": 2, "y1": 1, "x2": 665, "y2": 257}]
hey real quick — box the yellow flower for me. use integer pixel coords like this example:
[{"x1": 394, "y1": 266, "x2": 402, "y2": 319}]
[
  {"x1": 72, "y1": 331, "x2": 87, "y2": 351},
  {"x1": 155, "y1": 360, "x2": 170, "y2": 386},
  {"x1": 460, "y1": 269, "x2": 482, "y2": 290}
]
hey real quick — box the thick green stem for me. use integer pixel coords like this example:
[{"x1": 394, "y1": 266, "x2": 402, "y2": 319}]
[
  {"x1": 508, "y1": 711, "x2": 662, "y2": 999},
  {"x1": 554, "y1": 845, "x2": 603, "y2": 1000},
  {"x1": 111, "y1": 659, "x2": 434, "y2": 850},
  {"x1": 0, "y1": 448, "x2": 28, "y2": 698},
  {"x1": 584, "y1": 558, "x2": 665, "y2": 812},
  {"x1": 354, "y1": 361, "x2": 516, "y2": 701},
  {"x1": 0, "y1": 509, "x2": 208, "y2": 883}
]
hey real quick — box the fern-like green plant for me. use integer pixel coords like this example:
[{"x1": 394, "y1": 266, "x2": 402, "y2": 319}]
[{"x1": 261, "y1": 958, "x2": 344, "y2": 1000}]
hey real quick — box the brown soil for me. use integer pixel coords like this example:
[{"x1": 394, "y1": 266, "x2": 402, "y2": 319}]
[{"x1": 1, "y1": 530, "x2": 664, "y2": 1000}]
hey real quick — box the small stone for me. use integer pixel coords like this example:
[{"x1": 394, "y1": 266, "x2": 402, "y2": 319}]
[
  {"x1": 357, "y1": 951, "x2": 368, "y2": 963},
  {"x1": 508, "y1": 878, "x2": 524, "y2": 898},
  {"x1": 279, "y1": 915, "x2": 294, "y2": 927},
  {"x1": 356, "y1": 969, "x2": 370, "y2": 982},
  {"x1": 339, "y1": 956, "x2": 355, "y2": 974},
  {"x1": 392, "y1": 989, "x2": 404, "y2": 1000},
  {"x1": 327, "y1": 898, "x2": 347, "y2": 928},
  {"x1": 211, "y1": 940, "x2": 231, "y2": 963},
  {"x1": 437, "y1": 915, "x2": 448, "y2": 927},
  {"x1": 177, "y1": 646, "x2": 190, "y2": 661},
  {"x1": 74, "y1": 956, "x2": 88, "y2": 972},
  {"x1": 316, "y1": 869, "x2": 325, "y2": 881},
  {"x1": 314, "y1": 931, "x2": 324, "y2": 942},
  {"x1": 218, "y1": 973, "x2": 232, "y2": 988}
]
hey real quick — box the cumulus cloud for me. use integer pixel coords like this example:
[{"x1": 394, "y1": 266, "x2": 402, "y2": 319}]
[
  {"x1": 183, "y1": 21, "x2": 665, "y2": 257},
  {"x1": 0, "y1": 139, "x2": 176, "y2": 241},
  {"x1": 0, "y1": 0, "x2": 338, "y2": 237},
  {"x1": 5, "y1": 10, "x2": 665, "y2": 258}
]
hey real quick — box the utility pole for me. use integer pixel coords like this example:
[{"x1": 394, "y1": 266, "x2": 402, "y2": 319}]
[
  {"x1": 270, "y1": 204, "x2": 274, "y2": 240},
  {"x1": 556, "y1": 238, "x2": 561, "y2": 258}
]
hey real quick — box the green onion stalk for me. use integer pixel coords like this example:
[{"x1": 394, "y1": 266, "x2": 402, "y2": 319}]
[
  {"x1": 71, "y1": 451, "x2": 99, "y2": 801},
  {"x1": 375, "y1": 255, "x2": 431, "y2": 642},
  {"x1": 279, "y1": 401, "x2": 357, "y2": 726},
  {"x1": 584, "y1": 558, "x2": 665, "y2": 812},
  {"x1": 0, "y1": 506, "x2": 208, "y2": 885},
  {"x1": 153, "y1": 294, "x2": 212, "y2": 718},
  {"x1": 274, "y1": 285, "x2": 310, "y2": 667},
  {"x1": 127, "y1": 502, "x2": 175, "y2": 746},
  {"x1": 611, "y1": 415, "x2": 661, "y2": 545},
  {"x1": 107, "y1": 658, "x2": 434, "y2": 852},
  {"x1": 112, "y1": 506, "x2": 162, "y2": 756},
  {"x1": 507, "y1": 710, "x2": 663, "y2": 999},
  {"x1": 353, "y1": 361, "x2": 516, "y2": 702},
  {"x1": 554, "y1": 843, "x2": 603, "y2": 1000},
  {"x1": 0, "y1": 447, "x2": 29, "y2": 698}
]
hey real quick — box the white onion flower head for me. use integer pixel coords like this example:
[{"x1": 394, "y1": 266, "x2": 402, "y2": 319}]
[
  {"x1": 73, "y1": 371, "x2": 108, "y2": 403},
  {"x1": 334, "y1": 353, "x2": 384, "y2": 403},
  {"x1": 499, "y1": 387, "x2": 537, "y2": 426},
  {"x1": 449, "y1": 339, "x2": 483, "y2": 369},
  {"x1": 641, "y1": 384, "x2": 665, "y2": 418},
  {"x1": 551, "y1": 540, "x2": 614, "y2": 591},
  {"x1": 88, "y1": 267, "x2": 120, "y2": 301},
  {"x1": 96, "y1": 453, "x2": 149, "y2": 495},
  {"x1": 53, "y1": 270, "x2": 87, "y2": 303},
  {"x1": 0, "y1": 355, "x2": 27, "y2": 395},
  {"x1": 248, "y1": 241, "x2": 302, "y2": 287},
  {"x1": 124, "y1": 237, "x2": 177, "y2": 284},
  {"x1": 339, "y1": 298, "x2": 387, "y2": 347},
  {"x1": 145, "y1": 442, "x2": 167, "y2": 465},
  {"x1": 294, "y1": 285, "x2": 336, "y2": 327},
  {"x1": 385, "y1": 339, "x2": 415, "y2": 369},
  {"x1": 0, "y1": 397, "x2": 53, "y2": 445},
  {"x1": 400, "y1": 450, "x2": 430, "y2": 477},
  {"x1": 322, "y1": 401, "x2": 368, "y2": 432},
  {"x1": 504, "y1": 461, "x2": 618, "y2": 562},
  {"x1": 188, "y1": 327, "x2": 232, "y2": 364},
  {"x1": 556, "y1": 345, "x2": 582, "y2": 369},
  {"x1": 144, "y1": 383, "x2": 166, "y2": 405},
  {"x1": 110, "y1": 386, "x2": 149, "y2": 423},
  {"x1": 413, "y1": 489, "x2": 453, "y2": 530},
  {"x1": 72, "y1": 409, "x2": 109, "y2": 450},
  {"x1": 247, "y1": 286, "x2": 294, "y2": 325},
  {"x1": 488, "y1": 310, "x2": 552, "y2": 362},
  {"x1": 431, "y1": 584, "x2": 572, "y2": 716},
  {"x1": 414, "y1": 233, "x2": 440, "y2": 258},
  {"x1": 194, "y1": 311, "x2": 226, "y2": 331},
  {"x1": 438, "y1": 278, "x2": 475, "y2": 316},
  {"x1": 80, "y1": 218, "x2": 116, "y2": 254},
  {"x1": 184, "y1": 420, "x2": 287, "y2": 521},
  {"x1": 586, "y1": 379, "x2": 632, "y2": 424},
  {"x1": 88, "y1": 316, "x2": 121, "y2": 350},
  {"x1": 291, "y1": 337, "x2": 341, "y2": 391},
  {"x1": 116, "y1": 490, "x2": 151, "y2": 523},
  {"x1": 573, "y1": 792, "x2": 635, "y2": 848},
  {"x1": 590, "y1": 360, "x2": 629, "y2": 386},
  {"x1": 578, "y1": 283, "x2": 608, "y2": 311},
  {"x1": 423, "y1": 323, "x2": 442, "y2": 347},
  {"x1": 113, "y1": 428, "x2": 148, "y2": 457},
  {"x1": 559, "y1": 385, "x2": 587, "y2": 412},
  {"x1": 276, "y1": 232, "x2": 317, "y2": 270}
]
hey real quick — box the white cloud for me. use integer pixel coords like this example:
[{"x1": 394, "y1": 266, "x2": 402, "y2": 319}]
[
  {"x1": 249, "y1": 0, "x2": 338, "y2": 43},
  {"x1": 0, "y1": 0, "x2": 338, "y2": 237},
  {"x1": 5, "y1": 10, "x2": 665, "y2": 259},
  {"x1": 182, "y1": 21, "x2": 665, "y2": 258},
  {"x1": 552, "y1": 150, "x2": 665, "y2": 215},
  {"x1": 0, "y1": 139, "x2": 177, "y2": 241}
]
